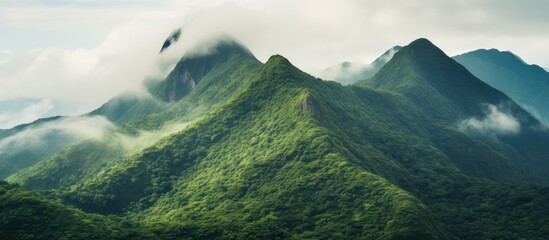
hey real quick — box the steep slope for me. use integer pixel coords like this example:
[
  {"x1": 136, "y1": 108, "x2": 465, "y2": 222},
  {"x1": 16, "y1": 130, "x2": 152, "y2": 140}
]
[
  {"x1": 358, "y1": 38, "x2": 549, "y2": 184},
  {"x1": 316, "y1": 46, "x2": 401, "y2": 85},
  {"x1": 8, "y1": 38, "x2": 263, "y2": 191},
  {"x1": 453, "y1": 49, "x2": 549, "y2": 124},
  {"x1": 62, "y1": 55, "x2": 446, "y2": 239}
]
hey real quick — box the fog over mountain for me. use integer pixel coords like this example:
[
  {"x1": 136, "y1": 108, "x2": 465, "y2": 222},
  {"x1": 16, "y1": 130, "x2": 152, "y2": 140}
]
[{"x1": 3, "y1": 0, "x2": 549, "y2": 127}]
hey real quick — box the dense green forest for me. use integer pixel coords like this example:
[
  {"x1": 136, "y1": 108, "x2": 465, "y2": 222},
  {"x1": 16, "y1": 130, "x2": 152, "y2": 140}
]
[{"x1": 1, "y1": 37, "x2": 548, "y2": 239}]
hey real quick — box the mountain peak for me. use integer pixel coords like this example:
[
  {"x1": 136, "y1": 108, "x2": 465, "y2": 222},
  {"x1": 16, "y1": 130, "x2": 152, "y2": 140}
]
[
  {"x1": 403, "y1": 38, "x2": 447, "y2": 61},
  {"x1": 408, "y1": 38, "x2": 434, "y2": 47},
  {"x1": 262, "y1": 54, "x2": 304, "y2": 80},
  {"x1": 265, "y1": 54, "x2": 291, "y2": 66},
  {"x1": 149, "y1": 36, "x2": 258, "y2": 102},
  {"x1": 361, "y1": 38, "x2": 526, "y2": 119}
]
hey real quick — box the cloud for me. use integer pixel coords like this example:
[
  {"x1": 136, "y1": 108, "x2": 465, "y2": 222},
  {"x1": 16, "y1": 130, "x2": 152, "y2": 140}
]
[
  {"x1": 112, "y1": 122, "x2": 190, "y2": 152},
  {"x1": 0, "y1": 114, "x2": 190, "y2": 165},
  {"x1": 0, "y1": 117, "x2": 190, "y2": 164},
  {"x1": 155, "y1": 0, "x2": 549, "y2": 73},
  {"x1": 0, "y1": 99, "x2": 54, "y2": 129},
  {"x1": 3, "y1": 0, "x2": 549, "y2": 128},
  {"x1": 314, "y1": 62, "x2": 373, "y2": 83},
  {"x1": 0, "y1": 116, "x2": 114, "y2": 151},
  {"x1": 459, "y1": 104, "x2": 521, "y2": 135},
  {"x1": 0, "y1": 21, "x2": 176, "y2": 121}
]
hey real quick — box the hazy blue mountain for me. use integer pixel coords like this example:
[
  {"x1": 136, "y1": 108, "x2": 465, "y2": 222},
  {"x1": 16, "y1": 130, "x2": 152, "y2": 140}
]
[
  {"x1": 315, "y1": 46, "x2": 401, "y2": 85},
  {"x1": 453, "y1": 49, "x2": 549, "y2": 124}
]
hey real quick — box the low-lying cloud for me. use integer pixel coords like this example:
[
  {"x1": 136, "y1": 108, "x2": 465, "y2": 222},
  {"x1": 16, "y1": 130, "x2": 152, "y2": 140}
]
[
  {"x1": 315, "y1": 62, "x2": 374, "y2": 84},
  {"x1": 0, "y1": 115, "x2": 190, "y2": 155},
  {"x1": 112, "y1": 122, "x2": 190, "y2": 152},
  {"x1": 0, "y1": 116, "x2": 114, "y2": 151},
  {"x1": 459, "y1": 104, "x2": 521, "y2": 135}
]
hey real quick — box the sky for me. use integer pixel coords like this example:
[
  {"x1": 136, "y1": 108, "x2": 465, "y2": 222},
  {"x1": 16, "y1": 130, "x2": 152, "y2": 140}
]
[{"x1": 1, "y1": 0, "x2": 549, "y2": 129}]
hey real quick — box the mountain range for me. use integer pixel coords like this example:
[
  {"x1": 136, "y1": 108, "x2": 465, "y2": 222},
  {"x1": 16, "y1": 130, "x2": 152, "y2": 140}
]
[
  {"x1": 1, "y1": 34, "x2": 548, "y2": 239},
  {"x1": 454, "y1": 49, "x2": 549, "y2": 125},
  {"x1": 320, "y1": 46, "x2": 549, "y2": 127}
]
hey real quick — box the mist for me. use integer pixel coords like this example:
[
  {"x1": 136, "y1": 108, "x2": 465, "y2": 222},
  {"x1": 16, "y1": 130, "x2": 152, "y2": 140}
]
[
  {"x1": 0, "y1": 21, "x2": 177, "y2": 128},
  {"x1": 0, "y1": 116, "x2": 114, "y2": 152},
  {"x1": 3, "y1": 0, "x2": 549, "y2": 128},
  {"x1": 110, "y1": 122, "x2": 190, "y2": 153},
  {"x1": 459, "y1": 104, "x2": 521, "y2": 136}
]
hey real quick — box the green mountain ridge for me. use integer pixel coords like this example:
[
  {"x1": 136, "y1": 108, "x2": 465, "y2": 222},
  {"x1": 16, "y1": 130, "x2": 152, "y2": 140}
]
[
  {"x1": 358, "y1": 38, "x2": 549, "y2": 184},
  {"x1": 1, "y1": 36, "x2": 549, "y2": 239}
]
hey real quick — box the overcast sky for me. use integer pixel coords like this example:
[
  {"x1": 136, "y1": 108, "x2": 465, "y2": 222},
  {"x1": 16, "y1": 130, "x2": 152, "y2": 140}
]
[{"x1": 1, "y1": 0, "x2": 549, "y2": 128}]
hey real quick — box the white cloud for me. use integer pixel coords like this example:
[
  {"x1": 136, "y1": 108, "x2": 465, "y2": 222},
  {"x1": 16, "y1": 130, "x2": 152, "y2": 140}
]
[
  {"x1": 0, "y1": 50, "x2": 14, "y2": 66},
  {"x1": 459, "y1": 104, "x2": 521, "y2": 135},
  {"x1": 113, "y1": 122, "x2": 190, "y2": 152},
  {"x1": 0, "y1": 116, "x2": 114, "y2": 151},
  {"x1": 0, "y1": 114, "x2": 191, "y2": 156},
  {"x1": 0, "y1": 21, "x2": 176, "y2": 121},
  {"x1": 2, "y1": 0, "x2": 549, "y2": 128},
  {"x1": 0, "y1": 99, "x2": 54, "y2": 129}
]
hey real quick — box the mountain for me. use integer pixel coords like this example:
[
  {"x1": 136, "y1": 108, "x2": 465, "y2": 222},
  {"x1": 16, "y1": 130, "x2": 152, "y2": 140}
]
[
  {"x1": 2, "y1": 36, "x2": 549, "y2": 239},
  {"x1": 315, "y1": 46, "x2": 401, "y2": 85},
  {"x1": 453, "y1": 49, "x2": 549, "y2": 124},
  {"x1": 8, "y1": 39, "x2": 264, "y2": 193},
  {"x1": 358, "y1": 38, "x2": 549, "y2": 184},
  {"x1": 61, "y1": 53, "x2": 448, "y2": 239},
  {"x1": 148, "y1": 37, "x2": 256, "y2": 103}
]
